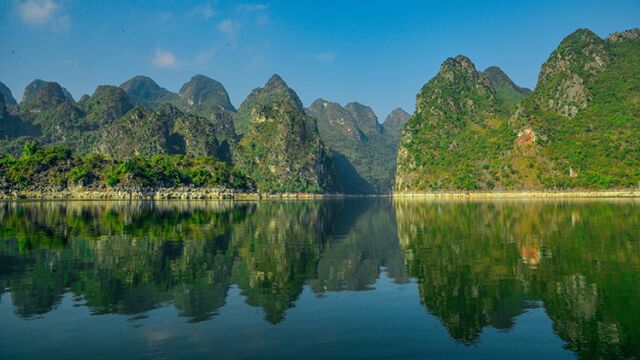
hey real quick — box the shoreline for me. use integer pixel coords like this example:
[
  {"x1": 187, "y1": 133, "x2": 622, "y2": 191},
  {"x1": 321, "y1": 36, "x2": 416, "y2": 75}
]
[
  {"x1": 392, "y1": 189, "x2": 640, "y2": 199},
  {"x1": 1, "y1": 187, "x2": 639, "y2": 201},
  {"x1": 0, "y1": 187, "x2": 350, "y2": 201}
]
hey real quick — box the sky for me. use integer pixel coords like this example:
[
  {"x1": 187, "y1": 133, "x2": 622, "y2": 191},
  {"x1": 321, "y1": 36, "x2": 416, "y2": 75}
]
[{"x1": 0, "y1": 0, "x2": 638, "y2": 120}]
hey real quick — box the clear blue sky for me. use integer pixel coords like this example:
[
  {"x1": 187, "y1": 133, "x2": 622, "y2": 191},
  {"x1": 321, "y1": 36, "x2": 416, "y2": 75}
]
[{"x1": 1, "y1": 0, "x2": 638, "y2": 120}]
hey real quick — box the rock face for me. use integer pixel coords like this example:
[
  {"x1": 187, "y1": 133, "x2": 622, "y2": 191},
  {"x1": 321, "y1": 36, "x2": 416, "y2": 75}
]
[
  {"x1": 235, "y1": 75, "x2": 330, "y2": 193},
  {"x1": 396, "y1": 27, "x2": 640, "y2": 192},
  {"x1": 526, "y1": 29, "x2": 609, "y2": 119},
  {"x1": 179, "y1": 75, "x2": 236, "y2": 113},
  {"x1": 308, "y1": 99, "x2": 405, "y2": 193},
  {"x1": 119, "y1": 75, "x2": 179, "y2": 108}
]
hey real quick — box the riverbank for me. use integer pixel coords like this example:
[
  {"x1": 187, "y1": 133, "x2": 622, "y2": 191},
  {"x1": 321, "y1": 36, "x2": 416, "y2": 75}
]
[
  {"x1": 0, "y1": 186, "x2": 345, "y2": 200},
  {"x1": 3, "y1": 187, "x2": 640, "y2": 200},
  {"x1": 393, "y1": 189, "x2": 640, "y2": 199}
]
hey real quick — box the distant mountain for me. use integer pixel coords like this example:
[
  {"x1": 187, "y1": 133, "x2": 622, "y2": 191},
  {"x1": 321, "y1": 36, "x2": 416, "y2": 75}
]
[
  {"x1": 179, "y1": 74, "x2": 236, "y2": 113},
  {"x1": 396, "y1": 27, "x2": 640, "y2": 192},
  {"x1": 78, "y1": 85, "x2": 133, "y2": 128},
  {"x1": 308, "y1": 99, "x2": 402, "y2": 193},
  {"x1": 235, "y1": 75, "x2": 330, "y2": 193},
  {"x1": 119, "y1": 75, "x2": 179, "y2": 108},
  {"x1": 0, "y1": 82, "x2": 18, "y2": 110},
  {"x1": 483, "y1": 66, "x2": 531, "y2": 110},
  {"x1": 344, "y1": 102, "x2": 384, "y2": 138},
  {"x1": 382, "y1": 108, "x2": 411, "y2": 143},
  {"x1": 22, "y1": 79, "x2": 74, "y2": 104},
  {"x1": 98, "y1": 103, "x2": 231, "y2": 160}
]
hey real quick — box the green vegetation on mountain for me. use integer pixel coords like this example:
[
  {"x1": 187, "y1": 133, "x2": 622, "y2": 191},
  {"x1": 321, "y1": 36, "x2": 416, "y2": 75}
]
[
  {"x1": 0, "y1": 140, "x2": 251, "y2": 190},
  {"x1": 234, "y1": 75, "x2": 330, "y2": 193},
  {"x1": 513, "y1": 28, "x2": 640, "y2": 189},
  {"x1": 396, "y1": 55, "x2": 515, "y2": 191},
  {"x1": 396, "y1": 27, "x2": 640, "y2": 192}
]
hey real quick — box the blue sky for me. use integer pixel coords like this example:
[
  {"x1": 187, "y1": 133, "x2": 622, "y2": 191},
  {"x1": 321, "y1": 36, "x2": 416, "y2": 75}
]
[{"x1": 1, "y1": 0, "x2": 638, "y2": 120}]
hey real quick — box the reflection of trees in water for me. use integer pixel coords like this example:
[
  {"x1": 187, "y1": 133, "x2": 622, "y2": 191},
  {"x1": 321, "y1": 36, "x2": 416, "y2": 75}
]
[
  {"x1": 0, "y1": 201, "x2": 246, "y2": 321},
  {"x1": 0, "y1": 199, "x2": 407, "y2": 324},
  {"x1": 395, "y1": 200, "x2": 640, "y2": 357}
]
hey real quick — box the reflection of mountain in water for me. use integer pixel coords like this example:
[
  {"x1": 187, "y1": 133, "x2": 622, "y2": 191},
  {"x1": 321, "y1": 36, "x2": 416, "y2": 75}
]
[
  {"x1": 395, "y1": 200, "x2": 640, "y2": 358},
  {"x1": 1, "y1": 199, "x2": 639, "y2": 358},
  {"x1": 0, "y1": 199, "x2": 406, "y2": 324}
]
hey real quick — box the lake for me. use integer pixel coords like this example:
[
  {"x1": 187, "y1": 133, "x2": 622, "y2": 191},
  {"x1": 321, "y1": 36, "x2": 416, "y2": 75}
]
[{"x1": 0, "y1": 199, "x2": 638, "y2": 359}]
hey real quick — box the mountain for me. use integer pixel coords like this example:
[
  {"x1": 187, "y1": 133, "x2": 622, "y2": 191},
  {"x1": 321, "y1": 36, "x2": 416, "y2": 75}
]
[
  {"x1": 21, "y1": 79, "x2": 74, "y2": 103},
  {"x1": 396, "y1": 27, "x2": 640, "y2": 192},
  {"x1": 119, "y1": 75, "x2": 179, "y2": 108},
  {"x1": 234, "y1": 74, "x2": 304, "y2": 135},
  {"x1": 20, "y1": 81, "x2": 73, "y2": 114},
  {"x1": 78, "y1": 85, "x2": 133, "y2": 128},
  {"x1": 483, "y1": 66, "x2": 531, "y2": 110},
  {"x1": 235, "y1": 75, "x2": 330, "y2": 193},
  {"x1": 178, "y1": 75, "x2": 236, "y2": 113},
  {"x1": 97, "y1": 103, "x2": 231, "y2": 159},
  {"x1": 307, "y1": 99, "x2": 400, "y2": 193},
  {"x1": 0, "y1": 82, "x2": 18, "y2": 110},
  {"x1": 382, "y1": 108, "x2": 411, "y2": 143},
  {"x1": 396, "y1": 55, "x2": 514, "y2": 191},
  {"x1": 344, "y1": 102, "x2": 384, "y2": 138},
  {"x1": 511, "y1": 27, "x2": 640, "y2": 189}
]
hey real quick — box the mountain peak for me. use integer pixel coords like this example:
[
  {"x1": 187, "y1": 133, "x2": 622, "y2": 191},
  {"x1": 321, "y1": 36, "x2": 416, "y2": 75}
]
[
  {"x1": 533, "y1": 27, "x2": 610, "y2": 118},
  {"x1": 441, "y1": 55, "x2": 477, "y2": 75},
  {"x1": 120, "y1": 75, "x2": 161, "y2": 91},
  {"x1": 179, "y1": 74, "x2": 235, "y2": 112},
  {"x1": 384, "y1": 108, "x2": 410, "y2": 124},
  {"x1": 22, "y1": 79, "x2": 74, "y2": 104},
  {"x1": 345, "y1": 102, "x2": 382, "y2": 135},
  {"x1": 483, "y1": 66, "x2": 532, "y2": 102},
  {"x1": 120, "y1": 75, "x2": 175, "y2": 108},
  {"x1": 265, "y1": 74, "x2": 288, "y2": 90}
]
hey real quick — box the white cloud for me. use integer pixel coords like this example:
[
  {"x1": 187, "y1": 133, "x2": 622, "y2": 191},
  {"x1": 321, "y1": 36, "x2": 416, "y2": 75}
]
[
  {"x1": 152, "y1": 48, "x2": 178, "y2": 68},
  {"x1": 217, "y1": 19, "x2": 238, "y2": 44},
  {"x1": 315, "y1": 52, "x2": 336, "y2": 64},
  {"x1": 192, "y1": 4, "x2": 215, "y2": 19},
  {"x1": 17, "y1": 0, "x2": 70, "y2": 30},
  {"x1": 236, "y1": 3, "x2": 269, "y2": 12}
]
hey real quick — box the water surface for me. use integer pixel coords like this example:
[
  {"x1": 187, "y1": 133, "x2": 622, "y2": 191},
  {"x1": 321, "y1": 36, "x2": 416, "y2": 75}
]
[{"x1": 0, "y1": 199, "x2": 638, "y2": 359}]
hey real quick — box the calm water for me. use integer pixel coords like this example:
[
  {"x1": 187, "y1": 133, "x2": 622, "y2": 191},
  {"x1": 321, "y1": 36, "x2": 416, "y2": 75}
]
[{"x1": 0, "y1": 199, "x2": 638, "y2": 359}]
